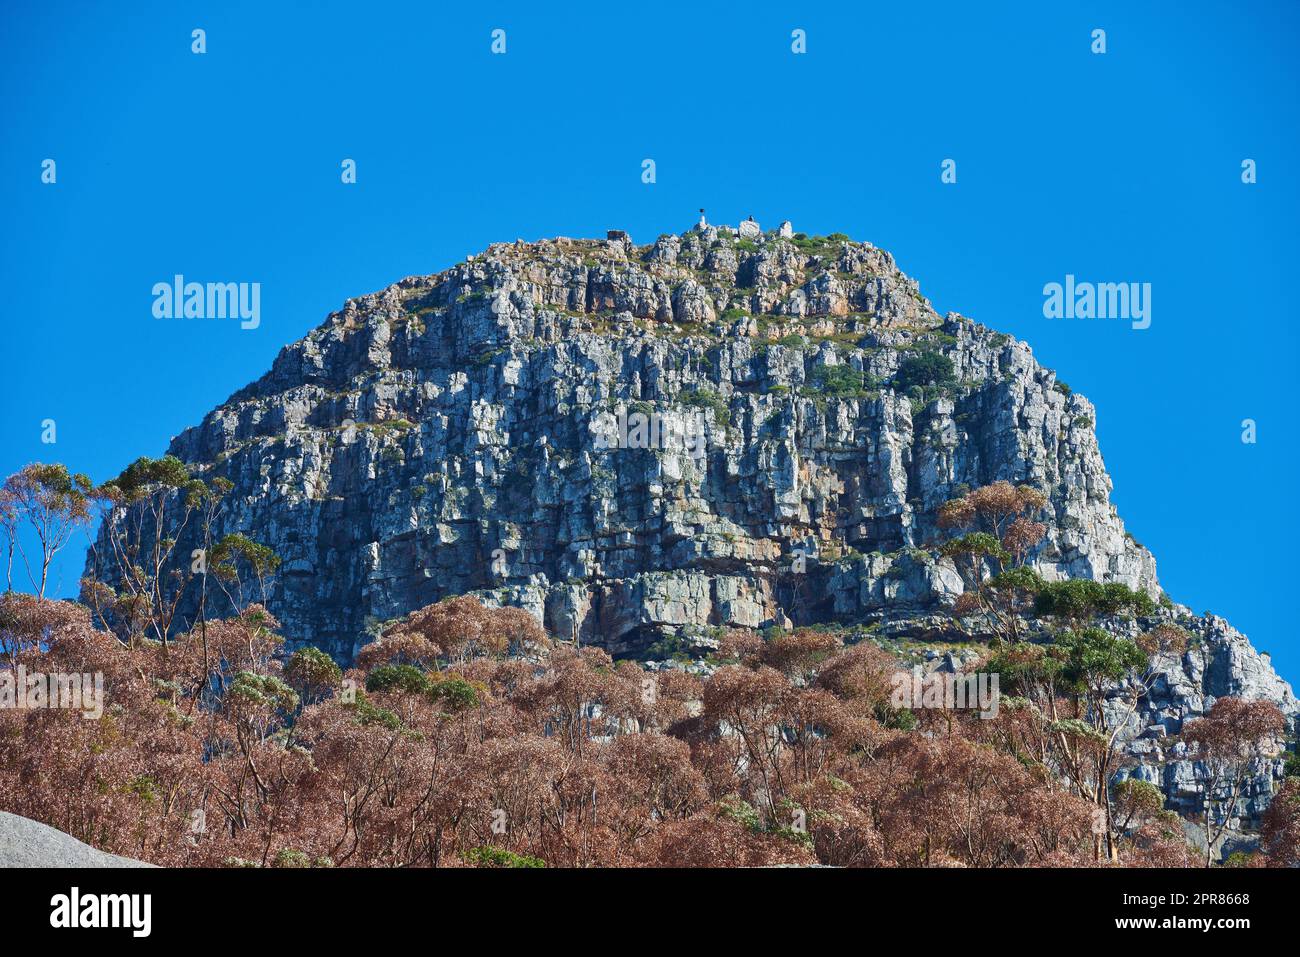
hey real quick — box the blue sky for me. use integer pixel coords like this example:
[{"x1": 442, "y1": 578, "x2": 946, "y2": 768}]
[{"x1": 2, "y1": 1, "x2": 1297, "y2": 677}]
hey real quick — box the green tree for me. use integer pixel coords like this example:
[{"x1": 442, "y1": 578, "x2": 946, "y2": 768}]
[
  {"x1": 366, "y1": 663, "x2": 430, "y2": 694},
  {"x1": 427, "y1": 674, "x2": 482, "y2": 713},
  {"x1": 953, "y1": 565, "x2": 1043, "y2": 644},
  {"x1": 210, "y1": 533, "x2": 281, "y2": 613},
  {"x1": 940, "y1": 531, "x2": 1008, "y2": 588},
  {"x1": 90, "y1": 455, "x2": 201, "y2": 646},
  {"x1": 1034, "y1": 579, "x2": 1155, "y2": 627},
  {"x1": 1055, "y1": 627, "x2": 1149, "y2": 861},
  {"x1": 893, "y1": 352, "x2": 955, "y2": 393},
  {"x1": 463, "y1": 846, "x2": 545, "y2": 868},
  {"x1": 804, "y1": 364, "x2": 868, "y2": 398},
  {"x1": 988, "y1": 623, "x2": 1170, "y2": 863},
  {"x1": 284, "y1": 646, "x2": 342, "y2": 705},
  {"x1": 1, "y1": 463, "x2": 94, "y2": 598}
]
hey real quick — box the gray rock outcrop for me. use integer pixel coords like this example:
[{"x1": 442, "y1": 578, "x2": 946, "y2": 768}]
[
  {"x1": 90, "y1": 225, "x2": 1157, "y2": 662},
  {"x1": 0, "y1": 812, "x2": 154, "y2": 868},
  {"x1": 1118, "y1": 614, "x2": 1298, "y2": 827}
]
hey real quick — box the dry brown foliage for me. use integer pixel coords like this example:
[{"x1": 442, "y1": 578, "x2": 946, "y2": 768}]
[{"x1": 0, "y1": 595, "x2": 1245, "y2": 869}]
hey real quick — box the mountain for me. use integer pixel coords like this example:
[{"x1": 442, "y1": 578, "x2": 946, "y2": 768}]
[{"x1": 87, "y1": 218, "x2": 1297, "y2": 828}]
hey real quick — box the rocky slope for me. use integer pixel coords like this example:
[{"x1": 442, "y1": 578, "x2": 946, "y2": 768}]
[
  {"x1": 89, "y1": 219, "x2": 1296, "y2": 827},
  {"x1": 0, "y1": 811, "x2": 153, "y2": 867}
]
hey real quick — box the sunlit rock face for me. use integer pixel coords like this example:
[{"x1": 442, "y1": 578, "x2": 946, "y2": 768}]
[{"x1": 92, "y1": 225, "x2": 1165, "y2": 663}]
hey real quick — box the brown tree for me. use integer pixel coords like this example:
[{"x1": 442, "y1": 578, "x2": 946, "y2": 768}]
[
  {"x1": 1179, "y1": 698, "x2": 1286, "y2": 866},
  {"x1": 1260, "y1": 776, "x2": 1300, "y2": 867}
]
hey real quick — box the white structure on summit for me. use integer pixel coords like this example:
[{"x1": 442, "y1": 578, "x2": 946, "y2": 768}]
[{"x1": 692, "y1": 212, "x2": 794, "y2": 239}]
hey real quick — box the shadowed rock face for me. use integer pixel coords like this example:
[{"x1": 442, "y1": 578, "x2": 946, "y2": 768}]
[
  {"x1": 89, "y1": 226, "x2": 1159, "y2": 664},
  {"x1": 0, "y1": 811, "x2": 153, "y2": 868}
]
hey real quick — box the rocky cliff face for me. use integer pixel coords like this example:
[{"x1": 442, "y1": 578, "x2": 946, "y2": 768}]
[
  {"x1": 88, "y1": 221, "x2": 1296, "y2": 824},
  {"x1": 1122, "y1": 615, "x2": 1297, "y2": 830},
  {"x1": 113, "y1": 225, "x2": 1160, "y2": 659}
]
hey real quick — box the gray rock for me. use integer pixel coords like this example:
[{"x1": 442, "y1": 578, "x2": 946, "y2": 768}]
[{"x1": 0, "y1": 812, "x2": 154, "y2": 868}]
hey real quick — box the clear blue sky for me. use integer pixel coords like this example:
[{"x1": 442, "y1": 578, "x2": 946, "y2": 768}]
[{"x1": 2, "y1": 1, "x2": 1297, "y2": 678}]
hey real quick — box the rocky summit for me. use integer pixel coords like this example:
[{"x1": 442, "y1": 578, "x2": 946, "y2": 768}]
[{"x1": 90, "y1": 218, "x2": 1296, "y2": 825}]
